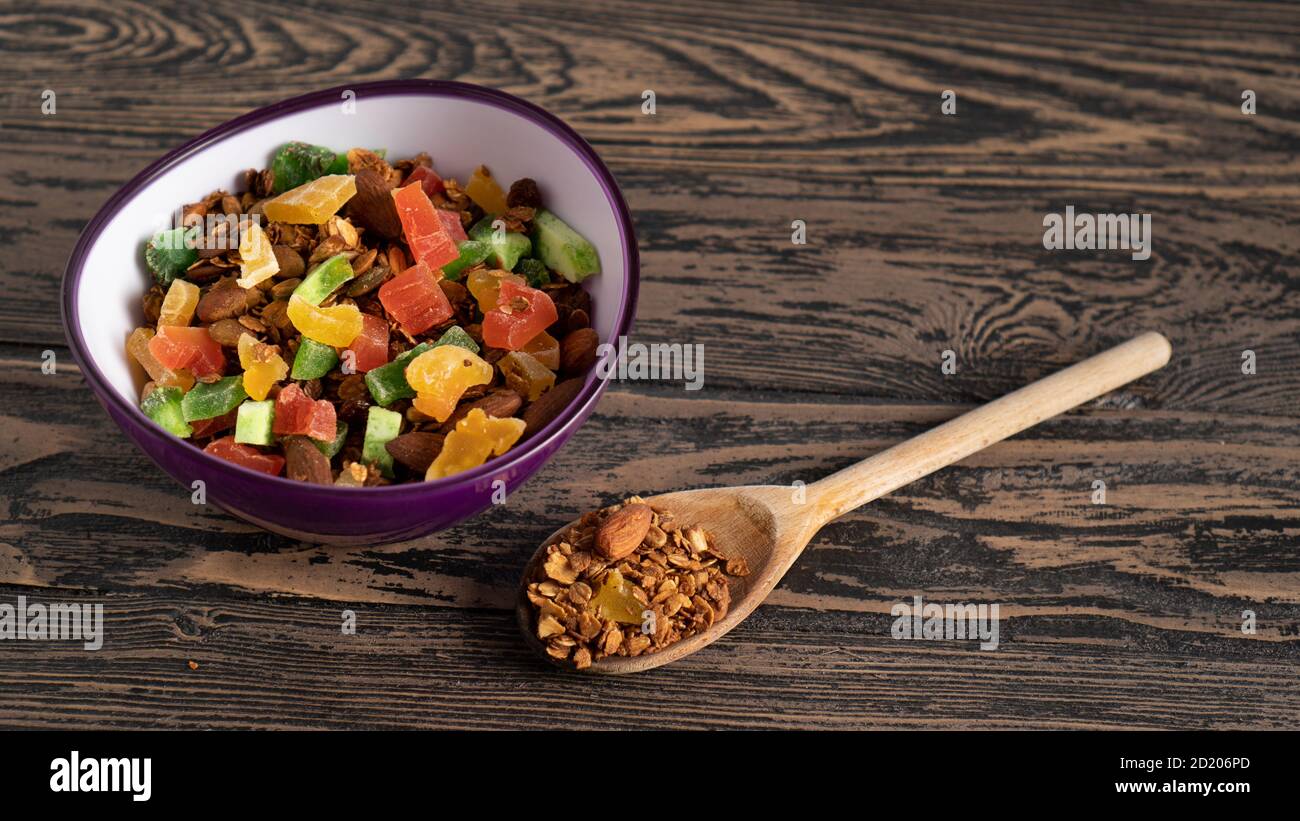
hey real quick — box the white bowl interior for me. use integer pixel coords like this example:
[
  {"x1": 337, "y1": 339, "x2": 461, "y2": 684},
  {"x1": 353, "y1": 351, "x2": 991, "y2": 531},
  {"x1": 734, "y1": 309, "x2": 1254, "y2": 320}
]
[{"x1": 76, "y1": 92, "x2": 627, "y2": 405}]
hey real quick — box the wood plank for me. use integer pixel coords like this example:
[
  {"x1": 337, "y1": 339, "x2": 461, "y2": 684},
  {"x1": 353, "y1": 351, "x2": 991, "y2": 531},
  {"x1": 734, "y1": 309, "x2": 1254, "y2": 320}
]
[
  {"x1": 4, "y1": 343, "x2": 1298, "y2": 644},
  {"x1": 0, "y1": 586, "x2": 1294, "y2": 730},
  {"x1": 2, "y1": 0, "x2": 1298, "y2": 414}
]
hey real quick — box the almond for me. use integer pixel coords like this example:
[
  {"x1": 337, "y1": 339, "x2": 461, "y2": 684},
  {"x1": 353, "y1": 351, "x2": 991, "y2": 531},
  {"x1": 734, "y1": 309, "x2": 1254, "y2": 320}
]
[
  {"x1": 283, "y1": 436, "x2": 332, "y2": 485},
  {"x1": 439, "y1": 389, "x2": 522, "y2": 433},
  {"x1": 196, "y1": 280, "x2": 249, "y2": 323},
  {"x1": 271, "y1": 244, "x2": 305, "y2": 279},
  {"x1": 561, "y1": 328, "x2": 599, "y2": 376},
  {"x1": 207, "y1": 318, "x2": 246, "y2": 348},
  {"x1": 384, "y1": 432, "x2": 445, "y2": 473},
  {"x1": 348, "y1": 167, "x2": 402, "y2": 239},
  {"x1": 521, "y1": 378, "x2": 582, "y2": 438},
  {"x1": 595, "y1": 503, "x2": 653, "y2": 560}
]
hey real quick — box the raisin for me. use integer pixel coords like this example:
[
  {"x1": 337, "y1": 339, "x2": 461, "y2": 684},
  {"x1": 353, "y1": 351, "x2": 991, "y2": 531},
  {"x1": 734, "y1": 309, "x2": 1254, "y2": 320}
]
[{"x1": 507, "y1": 177, "x2": 542, "y2": 209}]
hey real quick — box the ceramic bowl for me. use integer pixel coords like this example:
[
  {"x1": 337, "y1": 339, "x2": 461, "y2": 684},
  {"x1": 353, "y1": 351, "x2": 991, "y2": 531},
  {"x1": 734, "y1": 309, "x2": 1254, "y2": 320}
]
[{"x1": 61, "y1": 80, "x2": 638, "y2": 544}]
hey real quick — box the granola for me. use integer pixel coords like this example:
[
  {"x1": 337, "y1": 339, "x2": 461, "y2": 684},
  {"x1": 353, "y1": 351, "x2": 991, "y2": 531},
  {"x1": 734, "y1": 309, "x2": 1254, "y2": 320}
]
[{"x1": 525, "y1": 496, "x2": 750, "y2": 669}]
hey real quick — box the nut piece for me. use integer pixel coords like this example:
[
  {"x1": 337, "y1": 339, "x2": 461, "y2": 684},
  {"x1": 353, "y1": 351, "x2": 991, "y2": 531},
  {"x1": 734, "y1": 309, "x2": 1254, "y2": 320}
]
[
  {"x1": 349, "y1": 167, "x2": 403, "y2": 239},
  {"x1": 521, "y1": 378, "x2": 583, "y2": 438},
  {"x1": 385, "y1": 432, "x2": 445, "y2": 473},
  {"x1": 595, "y1": 503, "x2": 653, "y2": 560},
  {"x1": 439, "y1": 389, "x2": 522, "y2": 433},
  {"x1": 282, "y1": 436, "x2": 332, "y2": 485},
  {"x1": 196, "y1": 281, "x2": 249, "y2": 323},
  {"x1": 271, "y1": 245, "x2": 305, "y2": 279},
  {"x1": 561, "y1": 328, "x2": 599, "y2": 376}
]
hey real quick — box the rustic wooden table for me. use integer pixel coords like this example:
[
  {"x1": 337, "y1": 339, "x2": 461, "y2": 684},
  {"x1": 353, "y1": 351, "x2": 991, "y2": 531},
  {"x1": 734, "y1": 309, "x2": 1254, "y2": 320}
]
[{"x1": 1, "y1": 0, "x2": 1297, "y2": 729}]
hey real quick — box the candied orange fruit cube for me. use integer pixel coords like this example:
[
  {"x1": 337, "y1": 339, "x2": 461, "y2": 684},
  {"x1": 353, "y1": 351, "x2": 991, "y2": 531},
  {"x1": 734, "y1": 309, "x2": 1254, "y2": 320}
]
[
  {"x1": 262, "y1": 174, "x2": 356, "y2": 224},
  {"x1": 237, "y1": 333, "x2": 288, "y2": 401},
  {"x1": 425, "y1": 407, "x2": 525, "y2": 480},
  {"x1": 405, "y1": 346, "x2": 494, "y2": 423},
  {"x1": 286, "y1": 294, "x2": 363, "y2": 347},
  {"x1": 157, "y1": 278, "x2": 200, "y2": 327},
  {"x1": 236, "y1": 221, "x2": 279, "y2": 288}
]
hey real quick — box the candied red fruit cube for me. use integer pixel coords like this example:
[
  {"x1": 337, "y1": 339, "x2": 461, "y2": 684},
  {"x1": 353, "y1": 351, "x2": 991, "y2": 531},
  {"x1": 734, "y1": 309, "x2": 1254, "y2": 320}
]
[
  {"x1": 272, "y1": 383, "x2": 337, "y2": 441},
  {"x1": 148, "y1": 325, "x2": 224, "y2": 378},
  {"x1": 205, "y1": 436, "x2": 285, "y2": 476},
  {"x1": 378, "y1": 261, "x2": 453, "y2": 336}
]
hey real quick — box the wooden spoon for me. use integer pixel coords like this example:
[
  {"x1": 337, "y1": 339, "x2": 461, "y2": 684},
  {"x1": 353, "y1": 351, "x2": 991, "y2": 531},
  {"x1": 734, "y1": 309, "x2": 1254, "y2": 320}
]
[{"x1": 517, "y1": 332, "x2": 1172, "y2": 674}]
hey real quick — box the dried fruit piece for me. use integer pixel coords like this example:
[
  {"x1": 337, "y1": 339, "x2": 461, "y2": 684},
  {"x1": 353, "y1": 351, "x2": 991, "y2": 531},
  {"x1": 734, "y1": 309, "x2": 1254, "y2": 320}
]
[
  {"x1": 507, "y1": 177, "x2": 541, "y2": 209},
  {"x1": 497, "y1": 350, "x2": 555, "y2": 401},
  {"x1": 362, "y1": 406, "x2": 402, "y2": 477},
  {"x1": 127, "y1": 327, "x2": 194, "y2": 391},
  {"x1": 344, "y1": 313, "x2": 389, "y2": 373},
  {"x1": 189, "y1": 407, "x2": 238, "y2": 439},
  {"x1": 439, "y1": 239, "x2": 491, "y2": 281},
  {"x1": 234, "y1": 399, "x2": 275, "y2": 446},
  {"x1": 157, "y1": 278, "x2": 200, "y2": 327},
  {"x1": 286, "y1": 294, "x2": 364, "y2": 347},
  {"x1": 377, "y1": 261, "x2": 453, "y2": 335},
  {"x1": 482, "y1": 281, "x2": 558, "y2": 350},
  {"x1": 141, "y1": 385, "x2": 192, "y2": 438},
  {"x1": 432, "y1": 325, "x2": 479, "y2": 354},
  {"x1": 591, "y1": 569, "x2": 644, "y2": 625},
  {"x1": 263, "y1": 175, "x2": 357, "y2": 224},
  {"x1": 237, "y1": 333, "x2": 288, "y2": 401},
  {"x1": 290, "y1": 337, "x2": 339, "y2": 380},
  {"x1": 149, "y1": 325, "x2": 224, "y2": 379},
  {"x1": 293, "y1": 253, "x2": 354, "y2": 305},
  {"x1": 466, "y1": 268, "x2": 524, "y2": 313},
  {"x1": 521, "y1": 330, "x2": 560, "y2": 370},
  {"x1": 516, "y1": 257, "x2": 549, "y2": 288},
  {"x1": 391, "y1": 182, "x2": 465, "y2": 269},
  {"x1": 181, "y1": 376, "x2": 247, "y2": 422},
  {"x1": 272, "y1": 382, "x2": 336, "y2": 441},
  {"x1": 364, "y1": 342, "x2": 431, "y2": 407},
  {"x1": 425, "y1": 408, "x2": 524, "y2": 480},
  {"x1": 405, "y1": 164, "x2": 444, "y2": 196},
  {"x1": 236, "y1": 222, "x2": 280, "y2": 289},
  {"x1": 464, "y1": 165, "x2": 508, "y2": 215},
  {"x1": 531, "y1": 208, "x2": 600, "y2": 283},
  {"x1": 204, "y1": 436, "x2": 285, "y2": 476},
  {"x1": 270, "y1": 141, "x2": 343, "y2": 194},
  {"x1": 145, "y1": 225, "x2": 199, "y2": 287},
  {"x1": 405, "y1": 346, "x2": 494, "y2": 423},
  {"x1": 313, "y1": 420, "x2": 349, "y2": 459},
  {"x1": 468, "y1": 216, "x2": 532, "y2": 271}
]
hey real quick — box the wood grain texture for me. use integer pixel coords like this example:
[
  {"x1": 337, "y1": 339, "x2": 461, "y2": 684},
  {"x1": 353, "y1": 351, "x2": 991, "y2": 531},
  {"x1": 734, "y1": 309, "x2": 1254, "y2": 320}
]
[{"x1": 1, "y1": 0, "x2": 1298, "y2": 728}]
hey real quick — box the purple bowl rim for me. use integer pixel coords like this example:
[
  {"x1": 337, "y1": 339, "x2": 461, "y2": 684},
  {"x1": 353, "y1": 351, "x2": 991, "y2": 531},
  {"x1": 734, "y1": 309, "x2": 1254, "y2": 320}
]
[{"x1": 60, "y1": 79, "x2": 639, "y2": 497}]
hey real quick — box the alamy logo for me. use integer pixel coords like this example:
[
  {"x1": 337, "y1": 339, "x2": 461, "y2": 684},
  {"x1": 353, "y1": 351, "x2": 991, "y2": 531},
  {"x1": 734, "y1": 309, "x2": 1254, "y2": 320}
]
[
  {"x1": 0, "y1": 595, "x2": 102, "y2": 650},
  {"x1": 596, "y1": 335, "x2": 704, "y2": 390},
  {"x1": 1043, "y1": 206, "x2": 1151, "y2": 261},
  {"x1": 50, "y1": 751, "x2": 151, "y2": 801},
  {"x1": 891, "y1": 595, "x2": 1000, "y2": 650}
]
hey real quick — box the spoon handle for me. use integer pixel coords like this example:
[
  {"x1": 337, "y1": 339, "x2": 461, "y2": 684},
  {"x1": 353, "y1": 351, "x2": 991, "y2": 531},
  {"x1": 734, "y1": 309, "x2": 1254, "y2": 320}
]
[{"x1": 806, "y1": 332, "x2": 1172, "y2": 526}]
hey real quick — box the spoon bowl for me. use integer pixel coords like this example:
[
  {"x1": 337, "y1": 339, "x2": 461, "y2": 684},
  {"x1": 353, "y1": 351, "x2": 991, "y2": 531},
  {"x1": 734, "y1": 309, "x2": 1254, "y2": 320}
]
[
  {"x1": 517, "y1": 485, "x2": 812, "y2": 673},
  {"x1": 518, "y1": 332, "x2": 1173, "y2": 673}
]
